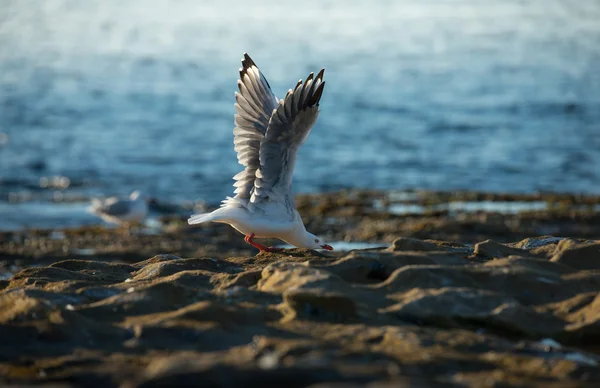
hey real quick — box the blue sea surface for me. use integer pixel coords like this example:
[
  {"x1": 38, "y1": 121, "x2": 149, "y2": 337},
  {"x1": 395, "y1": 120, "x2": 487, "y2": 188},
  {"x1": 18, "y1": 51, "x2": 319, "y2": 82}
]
[{"x1": 0, "y1": 0, "x2": 599, "y2": 230}]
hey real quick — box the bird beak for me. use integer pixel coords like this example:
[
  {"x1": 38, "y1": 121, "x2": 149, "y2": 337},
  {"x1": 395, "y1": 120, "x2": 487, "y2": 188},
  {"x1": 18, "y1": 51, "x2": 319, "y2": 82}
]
[{"x1": 321, "y1": 244, "x2": 334, "y2": 251}]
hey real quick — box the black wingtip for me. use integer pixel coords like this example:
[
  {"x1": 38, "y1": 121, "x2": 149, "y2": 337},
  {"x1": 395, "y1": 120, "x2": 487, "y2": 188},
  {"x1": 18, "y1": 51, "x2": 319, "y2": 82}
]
[
  {"x1": 315, "y1": 68, "x2": 325, "y2": 82},
  {"x1": 306, "y1": 72, "x2": 321, "y2": 101},
  {"x1": 309, "y1": 81, "x2": 325, "y2": 106},
  {"x1": 242, "y1": 53, "x2": 255, "y2": 67},
  {"x1": 239, "y1": 53, "x2": 256, "y2": 80},
  {"x1": 305, "y1": 72, "x2": 314, "y2": 83}
]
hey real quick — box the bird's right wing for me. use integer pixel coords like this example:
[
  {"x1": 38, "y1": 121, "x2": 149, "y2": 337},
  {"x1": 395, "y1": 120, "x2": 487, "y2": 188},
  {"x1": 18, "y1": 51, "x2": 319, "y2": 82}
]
[
  {"x1": 231, "y1": 54, "x2": 278, "y2": 201},
  {"x1": 250, "y1": 69, "x2": 325, "y2": 205}
]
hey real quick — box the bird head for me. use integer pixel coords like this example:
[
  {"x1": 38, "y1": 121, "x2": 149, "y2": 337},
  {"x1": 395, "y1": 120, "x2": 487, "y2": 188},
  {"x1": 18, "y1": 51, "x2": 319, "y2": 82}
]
[{"x1": 303, "y1": 232, "x2": 333, "y2": 251}]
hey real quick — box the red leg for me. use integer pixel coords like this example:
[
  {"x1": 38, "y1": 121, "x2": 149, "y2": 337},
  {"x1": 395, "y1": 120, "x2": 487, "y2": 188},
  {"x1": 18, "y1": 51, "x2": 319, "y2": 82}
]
[{"x1": 244, "y1": 233, "x2": 271, "y2": 252}]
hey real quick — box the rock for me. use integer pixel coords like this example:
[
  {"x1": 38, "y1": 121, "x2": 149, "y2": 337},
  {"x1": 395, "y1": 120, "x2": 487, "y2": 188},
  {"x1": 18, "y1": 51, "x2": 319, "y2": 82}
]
[
  {"x1": 315, "y1": 253, "x2": 394, "y2": 284},
  {"x1": 379, "y1": 261, "x2": 598, "y2": 306},
  {"x1": 132, "y1": 257, "x2": 242, "y2": 281},
  {"x1": 132, "y1": 254, "x2": 185, "y2": 268},
  {"x1": 2, "y1": 236, "x2": 600, "y2": 386},
  {"x1": 388, "y1": 237, "x2": 472, "y2": 254},
  {"x1": 125, "y1": 358, "x2": 351, "y2": 388},
  {"x1": 474, "y1": 239, "x2": 529, "y2": 259},
  {"x1": 515, "y1": 236, "x2": 566, "y2": 258},
  {"x1": 0, "y1": 291, "x2": 58, "y2": 324},
  {"x1": 49, "y1": 259, "x2": 136, "y2": 275},
  {"x1": 516, "y1": 236, "x2": 566, "y2": 250},
  {"x1": 75, "y1": 281, "x2": 202, "y2": 322},
  {"x1": 258, "y1": 262, "x2": 335, "y2": 294},
  {"x1": 211, "y1": 270, "x2": 263, "y2": 289},
  {"x1": 315, "y1": 250, "x2": 470, "y2": 286},
  {"x1": 382, "y1": 287, "x2": 565, "y2": 337},
  {"x1": 551, "y1": 239, "x2": 600, "y2": 270},
  {"x1": 484, "y1": 255, "x2": 576, "y2": 276},
  {"x1": 283, "y1": 289, "x2": 359, "y2": 321},
  {"x1": 557, "y1": 293, "x2": 600, "y2": 347}
]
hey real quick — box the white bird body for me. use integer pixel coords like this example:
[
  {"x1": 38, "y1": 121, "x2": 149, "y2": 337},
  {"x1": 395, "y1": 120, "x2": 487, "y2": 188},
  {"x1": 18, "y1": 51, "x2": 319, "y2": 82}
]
[
  {"x1": 90, "y1": 191, "x2": 148, "y2": 225},
  {"x1": 188, "y1": 54, "x2": 333, "y2": 252},
  {"x1": 189, "y1": 199, "x2": 309, "y2": 247}
]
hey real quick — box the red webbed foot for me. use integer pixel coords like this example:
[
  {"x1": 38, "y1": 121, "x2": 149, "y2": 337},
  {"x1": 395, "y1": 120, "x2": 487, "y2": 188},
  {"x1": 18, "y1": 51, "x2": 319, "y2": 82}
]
[
  {"x1": 244, "y1": 233, "x2": 285, "y2": 253},
  {"x1": 244, "y1": 233, "x2": 270, "y2": 252}
]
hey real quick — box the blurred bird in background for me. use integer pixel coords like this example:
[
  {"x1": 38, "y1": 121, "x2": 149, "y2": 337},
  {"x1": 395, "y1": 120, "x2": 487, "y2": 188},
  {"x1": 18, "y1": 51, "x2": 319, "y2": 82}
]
[{"x1": 89, "y1": 191, "x2": 148, "y2": 235}]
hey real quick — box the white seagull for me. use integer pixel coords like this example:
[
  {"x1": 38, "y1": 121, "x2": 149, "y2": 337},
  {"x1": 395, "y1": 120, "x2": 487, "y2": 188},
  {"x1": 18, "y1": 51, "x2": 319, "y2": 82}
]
[
  {"x1": 188, "y1": 53, "x2": 333, "y2": 253},
  {"x1": 90, "y1": 190, "x2": 148, "y2": 226}
]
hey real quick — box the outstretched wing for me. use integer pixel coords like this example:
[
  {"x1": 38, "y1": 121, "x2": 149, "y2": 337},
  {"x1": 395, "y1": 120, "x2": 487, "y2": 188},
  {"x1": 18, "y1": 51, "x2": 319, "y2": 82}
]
[
  {"x1": 250, "y1": 69, "x2": 325, "y2": 205},
  {"x1": 231, "y1": 54, "x2": 278, "y2": 201}
]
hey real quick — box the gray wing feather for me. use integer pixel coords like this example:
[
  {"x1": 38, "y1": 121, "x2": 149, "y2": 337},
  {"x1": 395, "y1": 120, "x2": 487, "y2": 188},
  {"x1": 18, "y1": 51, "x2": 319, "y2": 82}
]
[
  {"x1": 231, "y1": 54, "x2": 278, "y2": 200},
  {"x1": 250, "y1": 69, "x2": 326, "y2": 205}
]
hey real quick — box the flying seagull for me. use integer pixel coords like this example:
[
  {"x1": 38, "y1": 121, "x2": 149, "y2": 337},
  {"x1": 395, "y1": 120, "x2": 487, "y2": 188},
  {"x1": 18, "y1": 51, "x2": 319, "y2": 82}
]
[
  {"x1": 188, "y1": 53, "x2": 333, "y2": 252},
  {"x1": 90, "y1": 190, "x2": 148, "y2": 226}
]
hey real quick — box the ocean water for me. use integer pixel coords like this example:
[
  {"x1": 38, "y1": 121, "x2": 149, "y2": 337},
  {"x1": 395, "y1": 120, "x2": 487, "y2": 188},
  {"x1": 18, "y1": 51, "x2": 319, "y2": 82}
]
[{"x1": 1, "y1": 0, "x2": 599, "y2": 230}]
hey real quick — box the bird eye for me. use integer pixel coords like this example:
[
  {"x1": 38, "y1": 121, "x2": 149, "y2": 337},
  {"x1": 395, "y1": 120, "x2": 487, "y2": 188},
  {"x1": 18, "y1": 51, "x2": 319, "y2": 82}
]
[{"x1": 314, "y1": 239, "x2": 319, "y2": 243}]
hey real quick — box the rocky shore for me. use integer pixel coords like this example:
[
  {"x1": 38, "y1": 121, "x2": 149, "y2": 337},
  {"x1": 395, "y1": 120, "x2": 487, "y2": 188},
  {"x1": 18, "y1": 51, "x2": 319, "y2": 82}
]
[{"x1": 1, "y1": 190, "x2": 599, "y2": 387}]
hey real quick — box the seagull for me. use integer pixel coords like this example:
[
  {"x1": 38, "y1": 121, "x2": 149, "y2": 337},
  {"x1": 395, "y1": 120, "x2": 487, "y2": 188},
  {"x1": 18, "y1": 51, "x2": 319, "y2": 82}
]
[
  {"x1": 188, "y1": 53, "x2": 333, "y2": 253},
  {"x1": 90, "y1": 190, "x2": 148, "y2": 226}
]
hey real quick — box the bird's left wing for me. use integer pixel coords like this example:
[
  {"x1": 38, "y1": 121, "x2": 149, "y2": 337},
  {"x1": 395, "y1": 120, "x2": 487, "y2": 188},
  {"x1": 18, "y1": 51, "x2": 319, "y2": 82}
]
[{"x1": 231, "y1": 54, "x2": 279, "y2": 201}]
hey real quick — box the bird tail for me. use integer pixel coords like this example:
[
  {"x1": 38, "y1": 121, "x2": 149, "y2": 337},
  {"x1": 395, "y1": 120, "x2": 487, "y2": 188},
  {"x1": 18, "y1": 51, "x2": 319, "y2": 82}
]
[
  {"x1": 188, "y1": 212, "x2": 216, "y2": 225},
  {"x1": 89, "y1": 198, "x2": 103, "y2": 213}
]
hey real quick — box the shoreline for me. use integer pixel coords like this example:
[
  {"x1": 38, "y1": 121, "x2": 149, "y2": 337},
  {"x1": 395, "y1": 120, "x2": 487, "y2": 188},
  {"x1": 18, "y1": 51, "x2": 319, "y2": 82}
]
[
  {"x1": 2, "y1": 187, "x2": 600, "y2": 231},
  {"x1": 2, "y1": 188, "x2": 599, "y2": 281}
]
